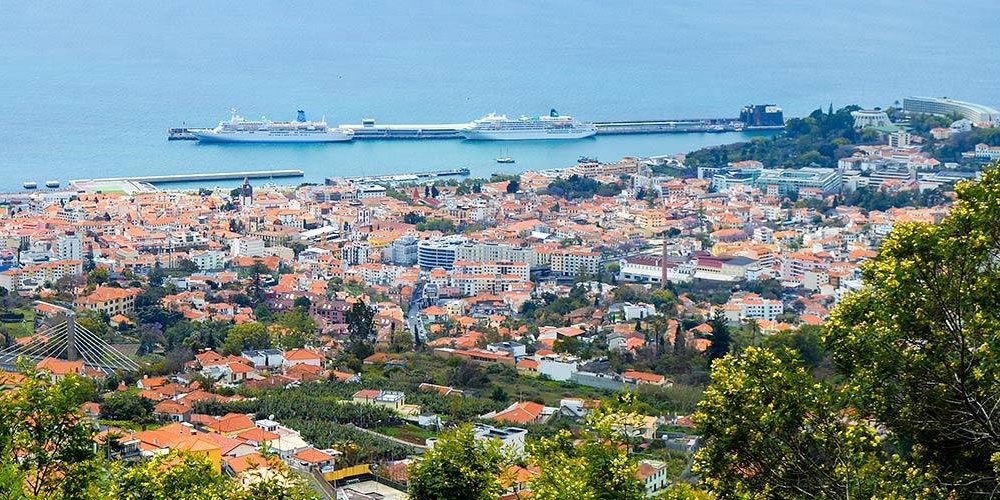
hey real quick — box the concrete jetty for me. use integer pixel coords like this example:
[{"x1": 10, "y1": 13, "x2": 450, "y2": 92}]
[
  {"x1": 71, "y1": 169, "x2": 305, "y2": 185},
  {"x1": 69, "y1": 170, "x2": 305, "y2": 194}
]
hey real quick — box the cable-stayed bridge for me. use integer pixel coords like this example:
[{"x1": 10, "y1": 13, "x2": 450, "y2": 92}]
[{"x1": 0, "y1": 309, "x2": 140, "y2": 375}]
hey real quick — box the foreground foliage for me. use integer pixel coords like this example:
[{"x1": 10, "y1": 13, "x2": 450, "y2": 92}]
[
  {"x1": 0, "y1": 367, "x2": 317, "y2": 499},
  {"x1": 408, "y1": 424, "x2": 507, "y2": 500},
  {"x1": 693, "y1": 163, "x2": 1000, "y2": 498},
  {"x1": 408, "y1": 395, "x2": 647, "y2": 500}
]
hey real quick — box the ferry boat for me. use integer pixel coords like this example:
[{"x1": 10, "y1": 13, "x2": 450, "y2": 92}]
[
  {"x1": 45, "y1": 180, "x2": 60, "y2": 188},
  {"x1": 462, "y1": 109, "x2": 597, "y2": 140},
  {"x1": 23, "y1": 182, "x2": 37, "y2": 190},
  {"x1": 191, "y1": 110, "x2": 354, "y2": 143}
]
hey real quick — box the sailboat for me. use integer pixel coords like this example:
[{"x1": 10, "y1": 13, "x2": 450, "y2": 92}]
[{"x1": 495, "y1": 145, "x2": 515, "y2": 163}]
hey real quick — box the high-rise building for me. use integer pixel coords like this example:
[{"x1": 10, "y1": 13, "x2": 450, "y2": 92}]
[
  {"x1": 230, "y1": 237, "x2": 265, "y2": 258},
  {"x1": 54, "y1": 231, "x2": 83, "y2": 261},
  {"x1": 389, "y1": 235, "x2": 419, "y2": 265}
]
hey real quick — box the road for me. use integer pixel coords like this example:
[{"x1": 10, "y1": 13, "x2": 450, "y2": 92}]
[{"x1": 406, "y1": 281, "x2": 427, "y2": 346}]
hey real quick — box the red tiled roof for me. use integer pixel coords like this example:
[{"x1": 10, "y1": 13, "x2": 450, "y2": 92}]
[
  {"x1": 293, "y1": 447, "x2": 335, "y2": 463},
  {"x1": 492, "y1": 401, "x2": 544, "y2": 425}
]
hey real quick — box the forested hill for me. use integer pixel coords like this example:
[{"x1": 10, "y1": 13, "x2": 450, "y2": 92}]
[{"x1": 682, "y1": 105, "x2": 875, "y2": 170}]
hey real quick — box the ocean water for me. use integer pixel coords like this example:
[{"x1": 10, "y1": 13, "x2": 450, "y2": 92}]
[{"x1": 1, "y1": 1, "x2": 998, "y2": 191}]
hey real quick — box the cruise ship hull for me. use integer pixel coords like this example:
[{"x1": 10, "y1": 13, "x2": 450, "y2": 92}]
[
  {"x1": 461, "y1": 129, "x2": 597, "y2": 141},
  {"x1": 191, "y1": 131, "x2": 353, "y2": 143}
]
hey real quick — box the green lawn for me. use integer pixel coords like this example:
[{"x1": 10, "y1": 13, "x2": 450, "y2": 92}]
[{"x1": 2, "y1": 307, "x2": 36, "y2": 338}]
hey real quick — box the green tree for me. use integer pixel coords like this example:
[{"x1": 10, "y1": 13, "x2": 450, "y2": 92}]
[
  {"x1": 149, "y1": 261, "x2": 167, "y2": 287},
  {"x1": 1, "y1": 367, "x2": 103, "y2": 498},
  {"x1": 108, "y1": 451, "x2": 235, "y2": 499},
  {"x1": 87, "y1": 267, "x2": 110, "y2": 286},
  {"x1": 100, "y1": 391, "x2": 155, "y2": 423},
  {"x1": 247, "y1": 262, "x2": 270, "y2": 302},
  {"x1": 408, "y1": 424, "x2": 507, "y2": 500},
  {"x1": 273, "y1": 309, "x2": 316, "y2": 350},
  {"x1": 706, "y1": 311, "x2": 730, "y2": 362},
  {"x1": 222, "y1": 322, "x2": 271, "y2": 355},
  {"x1": 415, "y1": 218, "x2": 456, "y2": 234},
  {"x1": 293, "y1": 295, "x2": 311, "y2": 310},
  {"x1": 694, "y1": 347, "x2": 941, "y2": 499},
  {"x1": 77, "y1": 309, "x2": 110, "y2": 338},
  {"x1": 388, "y1": 328, "x2": 413, "y2": 353},
  {"x1": 346, "y1": 300, "x2": 376, "y2": 342},
  {"x1": 403, "y1": 212, "x2": 427, "y2": 225},
  {"x1": 825, "y1": 164, "x2": 1000, "y2": 495},
  {"x1": 288, "y1": 241, "x2": 307, "y2": 258},
  {"x1": 530, "y1": 392, "x2": 646, "y2": 500},
  {"x1": 691, "y1": 164, "x2": 1000, "y2": 498}
]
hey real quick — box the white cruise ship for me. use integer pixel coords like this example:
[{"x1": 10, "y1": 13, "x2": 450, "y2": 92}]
[
  {"x1": 461, "y1": 109, "x2": 597, "y2": 140},
  {"x1": 191, "y1": 110, "x2": 354, "y2": 143}
]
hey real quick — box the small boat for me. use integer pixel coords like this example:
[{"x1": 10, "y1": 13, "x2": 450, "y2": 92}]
[
  {"x1": 45, "y1": 180, "x2": 60, "y2": 188},
  {"x1": 495, "y1": 157, "x2": 515, "y2": 164},
  {"x1": 23, "y1": 182, "x2": 37, "y2": 190},
  {"x1": 578, "y1": 156, "x2": 598, "y2": 163}
]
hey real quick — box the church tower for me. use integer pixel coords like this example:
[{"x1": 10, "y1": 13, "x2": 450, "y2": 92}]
[{"x1": 239, "y1": 177, "x2": 253, "y2": 208}]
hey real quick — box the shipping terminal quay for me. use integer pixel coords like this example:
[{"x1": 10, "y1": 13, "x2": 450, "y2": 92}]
[{"x1": 168, "y1": 104, "x2": 784, "y2": 141}]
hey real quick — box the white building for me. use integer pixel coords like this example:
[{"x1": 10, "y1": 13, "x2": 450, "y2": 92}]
[
  {"x1": 355, "y1": 184, "x2": 388, "y2": 199},
  {"x1": 190, "y1": 249, "x2": 227, "y2": 271},
  {"x1": 230, "y1": 238, "x2": 265, "y2": 258},
  {"x1": 242, "y1": 349, "x2": 285, "y2": 369},
  {"x1": 453, "y1": 260, "x2": 530, "y2": 281},
  {"x1": 340, "y1": 241, "x2": 371, "y2": 265},
  {"x1": 548, "y1": 248, "x2": 601, "y2": 277},
  {"x1": 54, "y1": 232, "x2": 83, "y2": 261},
  {"x1": 426, "y1": 424, "x2": 527, "y2": 457},
  {"x1": 389, "y1": 235, "x2": 419, "y2": 265},
  {"x1": 636, "y1": 460, "x2": 670, "y2": 497},
  {"x1": 850, "y1": 109, "x2": 891, "y2": 129},
  {"x1": 753, "y1": 226, "x2": 774, "y2": 243},
  {"x1": 974, "y1": 143, "x2": 1000, "y2": 161},
  {"x1": 617, "y1": 302, "x2": 656, "y2": 321},
  {"x1": 537, "y1": 353, "x2": 580, "y2": 381},
  {"x1": 723, "y1": 293, "x2": 783, "y2": 323}
]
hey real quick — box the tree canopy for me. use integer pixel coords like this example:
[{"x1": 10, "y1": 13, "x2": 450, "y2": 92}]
[
  {"x1": 408, "y1": 424, "x2": 507, "y2": 500},
  {"x1": 693, "y1": 163, "x2": 1000, "y2": 498}
]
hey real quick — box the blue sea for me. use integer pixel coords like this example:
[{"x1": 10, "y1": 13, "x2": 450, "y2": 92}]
[{"x1": 1, "y1": 1, "x2": 998, "y2": 191}]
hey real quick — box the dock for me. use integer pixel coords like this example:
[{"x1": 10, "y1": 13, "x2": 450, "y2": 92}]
[
  {"x1": 70, "y1": 170, "x2": 305, "y2": 194},
  {"x1": 169, "y1": 104, "x2": 785, "y2": 141},
  {"x1": 339, "y1": 120, "x2": 469, "y2": 140},
  {"x1": 325, "y1": 168, "x2": 470, "y2": 186},
  {"x1": 594, "y1": 118, "x2": 744, "y2": 134},
  {"x1": 72, "y1": 169, "x2": 304, "y2": 185}
]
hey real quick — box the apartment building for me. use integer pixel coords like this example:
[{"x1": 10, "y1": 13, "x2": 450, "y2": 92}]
[{"x1": 0, "y1": 260, "x2": 83, "y2": 291}]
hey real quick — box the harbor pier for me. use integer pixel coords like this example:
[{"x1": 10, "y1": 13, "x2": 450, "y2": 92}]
[{"x1": 70, "y1": 169, "x2": 305, "y2": 193}]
